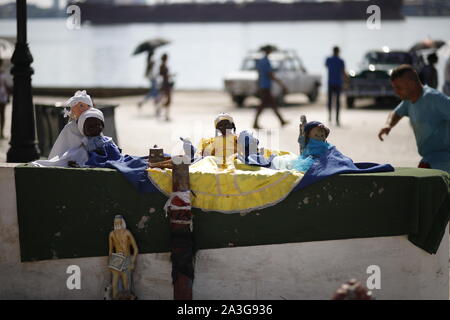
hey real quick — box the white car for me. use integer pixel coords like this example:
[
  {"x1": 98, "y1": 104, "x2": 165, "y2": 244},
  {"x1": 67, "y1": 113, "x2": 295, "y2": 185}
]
[{"x1": 224, "y1": 50, "x2": 321, "y2": 107}]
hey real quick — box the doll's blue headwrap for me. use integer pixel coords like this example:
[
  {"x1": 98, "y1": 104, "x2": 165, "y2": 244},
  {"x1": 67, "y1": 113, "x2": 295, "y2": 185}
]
[
  {"x1": 304, "y1": 121, "x2": 323, "y2": 136},
  {"x1": 304, "y1": 121, "x2": 330, "y2": 145}
]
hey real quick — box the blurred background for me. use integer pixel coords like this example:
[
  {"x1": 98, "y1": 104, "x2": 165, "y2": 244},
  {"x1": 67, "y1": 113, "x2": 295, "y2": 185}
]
[
  {"x1": 1, "y1": 0, "x2": 450, "y2": 166},
  {"x1": 0, "y1": 0, "x2": 449, "y2": 90}
]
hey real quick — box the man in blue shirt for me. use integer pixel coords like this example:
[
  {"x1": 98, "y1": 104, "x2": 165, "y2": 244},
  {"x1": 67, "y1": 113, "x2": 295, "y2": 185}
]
[
  {"x1": 378, "y1": 64, "x2": 450, "y2": 173},
  {"x1": 253, "y1": 45, "x2": 288, "y2": 129},
  {"x1": 325, "y1": 46, "x2": 346, "y2": 126}
]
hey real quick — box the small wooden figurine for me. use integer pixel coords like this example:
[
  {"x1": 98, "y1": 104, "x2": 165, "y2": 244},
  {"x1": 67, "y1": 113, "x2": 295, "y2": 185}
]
[
  {"x1": 298, "y1": 115, "x2": 307, "y2": 154},
  {"x1": 148, "y1": 145, "x2": 172, "y2": 168},
  {"x1": 108, "y1": 215, "x2": 139, "y2": 300}
]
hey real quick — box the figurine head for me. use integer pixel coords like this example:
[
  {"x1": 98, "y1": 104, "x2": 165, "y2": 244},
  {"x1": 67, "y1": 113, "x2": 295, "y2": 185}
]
[
  {"x1": 77, "y1": 107, "x2": 105, "y2": 137},
  {"x1": 71, "y1": 102, "x2": 91, "y2": 120},
  {"x1": 64, "y1": 90, "x2": 93, "y2": 120},
  {"x1": 304, "y1": 121, "x2": 330, "y2": 144},
  {"x1": 214, "y1": 113, "x2": 236, "y2": 136},
  {"x1": 83, "y1": 117, "x2": 104, "y2": 137},
  {"x1": 149, "y1": 145, "x2": 165, "y2": 163},
  {"x1": 114, "y1": 215, "x2": 126, "y2": 230}
]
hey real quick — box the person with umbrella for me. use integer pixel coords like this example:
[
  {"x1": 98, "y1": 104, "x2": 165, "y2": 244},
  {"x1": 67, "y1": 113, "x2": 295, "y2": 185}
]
[
  {"x1": 158, "y1": 53, "x2": 173, "y2": 121},
  {"x1": 137, "y1": 54, "x2": 160, "y2": 114},
  {"x1": 253, "y1": 44, "x2": 288, "y2": 130},
  {"x1": 133, "y1": 38, "x2": 169, "y2": 116}
]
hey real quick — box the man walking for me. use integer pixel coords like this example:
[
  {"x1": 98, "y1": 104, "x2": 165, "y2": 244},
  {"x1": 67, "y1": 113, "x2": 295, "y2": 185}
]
[
  {"x1": 378, "y1": 64, "x2": 450, "y2": 173},
  {"x1": 253, "y1": 45, "x2": 288, "y2": 130},
  {"x1": 444, "y1": 55, "x2": 450, "y2": 96},
  {"x1": 325, "y1": 46, "x2": 346, "y2": 126}
]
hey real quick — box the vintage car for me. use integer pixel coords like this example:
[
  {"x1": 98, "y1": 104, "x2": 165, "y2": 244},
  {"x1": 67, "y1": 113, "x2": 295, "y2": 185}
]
[
  {"x1": 345, "y1": 49, "x2": 413, "y2": 108},
  {"x1": 223, "y1": 49, "x2": 321, "y2": 107}
]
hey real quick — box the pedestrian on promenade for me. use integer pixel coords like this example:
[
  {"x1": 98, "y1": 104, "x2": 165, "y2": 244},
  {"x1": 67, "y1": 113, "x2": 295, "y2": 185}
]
[
  {"x1": 443, "y1": 55, "x2": 450, "y2": 96},
  {"x1": 419, "y1": 53, "x2": 438, "y2": 89},
  {"x1": 325, "y1": 46, "x2": 347, "y2": 126},
  {"x1": 158, "y1": 53, "x2": 173, "y2": 121},
  {"x1": 138, "y1": 55, "x2": 160, "y2": 115},
  {"x1": 253, "y1": 45, "x2": 288, "y2": 130},
  {"x1": 0, "y1": 58, "x2": 11, "y2": 139},
  {"x1": 378, "y1": 64, "x2": 450, "y2": 173}
]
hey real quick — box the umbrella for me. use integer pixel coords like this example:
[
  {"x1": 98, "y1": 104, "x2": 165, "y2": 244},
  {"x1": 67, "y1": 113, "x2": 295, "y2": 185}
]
[
  {"x1": 259, "y1": 44, "x2": 278, "y2": 53},
  {"x1": 132, "y1": 38, "x2": 170, "y2": 56},
  {"x1": 409, "y1": 39, "x2": 446, "y2": 52}
]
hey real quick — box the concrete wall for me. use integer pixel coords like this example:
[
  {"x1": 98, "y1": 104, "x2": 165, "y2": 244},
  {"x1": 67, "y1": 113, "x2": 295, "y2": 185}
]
[{"x1": 0, "y1": 164, "x2": 448, "y2": 300}]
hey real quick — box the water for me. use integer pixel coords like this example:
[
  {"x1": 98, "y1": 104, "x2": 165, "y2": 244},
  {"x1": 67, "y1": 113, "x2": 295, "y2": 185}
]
[{"x1": 0, "y1": 17, "x2": 449, "y2": 90}]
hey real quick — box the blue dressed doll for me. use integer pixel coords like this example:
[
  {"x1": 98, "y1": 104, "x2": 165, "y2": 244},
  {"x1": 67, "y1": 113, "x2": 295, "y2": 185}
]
[
  {"x1": 77, "y1": 108, "x2": 122, "y2": 167},
  {"x1": 292, "y1": 120, "x2": 332, "y2": 172}
]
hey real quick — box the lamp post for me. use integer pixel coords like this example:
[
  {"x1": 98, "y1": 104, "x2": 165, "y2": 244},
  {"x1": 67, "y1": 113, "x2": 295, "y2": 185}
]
[{"x1": 7, "y1": 0, "x2": 40, "y2": 163}]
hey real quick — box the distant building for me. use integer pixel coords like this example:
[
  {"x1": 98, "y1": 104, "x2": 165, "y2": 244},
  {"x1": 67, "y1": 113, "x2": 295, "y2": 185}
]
[
  {"x1": 114, "y1": 0, "x2": 147, "y2": 4},
  {"x1": 0, "y1": 2, "x2": 66, "y2": 19},
  {"x1": 403, "y1": 0, "x2": 450, "y2": 16},
  {"x1": 53, "y1": 0, "x2": 60, "y2": 10}
]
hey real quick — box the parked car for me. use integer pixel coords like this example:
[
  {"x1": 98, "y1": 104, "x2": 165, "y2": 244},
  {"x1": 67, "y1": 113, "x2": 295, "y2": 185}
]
[
  {"x1": 223, "y1": 49, "x2": 321, "y2": 107},
  {"x1": 345, "y1": 49, "x2": 413, "y2": 108}
]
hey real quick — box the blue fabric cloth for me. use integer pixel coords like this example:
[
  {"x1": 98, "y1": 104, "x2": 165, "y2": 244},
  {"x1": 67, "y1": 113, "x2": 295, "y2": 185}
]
[
  {"x1": 292, "y1": 138, "x2": 332, "y2": 172},
  {"x1": 86, "y1": 135, "x2": 111, "y2": 152},
  {"x1": 256, "y1": 56, "x2": 273, "y2": 89},
  {"x1": 85, "y1": 136, "x2": 122, "y2": 166},
  {"x1": 84, "y1": 137, "x2": 159, "y2": 193},
  {"x1": 239, "y1": 153, "x2": 275, "y2": 167},
  {"x1": 394, "y1": 85, "x2": 450, "y2": 172},
  {"x1": 294, "y1": 145, "x2": 395, "y2": 191},
  {"x1": 99, "y1": 155, "x2": 159, "y2": 193},
  {"x1": 325, "y1": 55, "x2": 345, "y2": 86}
]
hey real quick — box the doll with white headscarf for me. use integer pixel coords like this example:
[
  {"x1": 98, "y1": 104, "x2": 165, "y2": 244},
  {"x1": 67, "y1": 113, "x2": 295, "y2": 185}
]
[
  {"x1": 33, "y1": 90, "x2": 123, "y2": 166},
  {"x1": 32, "y1": 90, "x2": 93, "y2": 167},
  {"x1": 49, "y1": 90, "x2": 93, "y2": 159}
]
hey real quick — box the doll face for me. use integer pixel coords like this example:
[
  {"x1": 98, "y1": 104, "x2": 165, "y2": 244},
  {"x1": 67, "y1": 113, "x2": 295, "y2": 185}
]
[
  {"x1": 83, "y1": 117, "x2": 104, "y2": 137},
  {"x1": 308, "y1": 126, "x2": 329, "y2": 141},
  {"x1": 71, "y1": 102, "x2": 91, "y2": 119},
  {"x1": 114, "y1": 218, "x2": 124, "y2": 230},
  {"x1": 216, "y1": 120, "x2": 235, "y2": 136}
]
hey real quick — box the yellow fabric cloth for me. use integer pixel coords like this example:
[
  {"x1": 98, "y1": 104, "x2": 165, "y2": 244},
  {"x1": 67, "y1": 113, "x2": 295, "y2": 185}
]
[
  {"x1": 147, "y1": 155, "x2": 304, "y2": 213},
  {"x1": 197, "y1": 135, "x2": 237, "y2": 159}
]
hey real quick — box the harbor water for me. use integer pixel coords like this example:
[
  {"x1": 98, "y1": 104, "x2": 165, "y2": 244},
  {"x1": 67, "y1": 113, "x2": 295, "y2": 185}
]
[{"x1": 0, "y1": 17, "x2": 450, "y2": 90}]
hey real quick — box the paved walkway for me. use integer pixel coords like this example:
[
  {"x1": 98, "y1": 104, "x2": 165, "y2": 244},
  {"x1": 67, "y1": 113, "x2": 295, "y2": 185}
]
[{"x1": 1, "y1": 90, "x2": 421, "y2": 165}]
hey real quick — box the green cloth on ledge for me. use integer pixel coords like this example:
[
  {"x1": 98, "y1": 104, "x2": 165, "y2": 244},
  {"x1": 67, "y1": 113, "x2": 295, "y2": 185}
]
[{"x1": 14, "y1": 166, "x2": 450, "y2": 262}]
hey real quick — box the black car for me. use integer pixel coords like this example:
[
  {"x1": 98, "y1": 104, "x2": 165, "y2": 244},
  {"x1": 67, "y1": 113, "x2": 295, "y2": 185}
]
[{"x1": 345, "y1": 50, "x2": 413, "y2": 108}]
